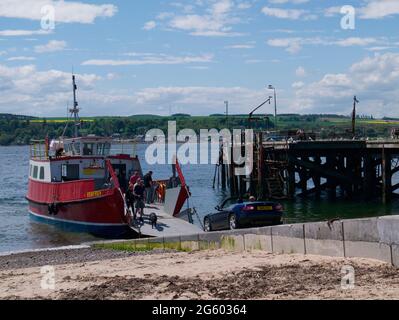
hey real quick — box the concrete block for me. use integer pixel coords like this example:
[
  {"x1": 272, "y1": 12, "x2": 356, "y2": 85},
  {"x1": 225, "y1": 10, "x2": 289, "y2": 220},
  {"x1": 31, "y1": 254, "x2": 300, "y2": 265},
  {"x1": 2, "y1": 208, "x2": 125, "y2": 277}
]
[
  {"x1": 345, "y1": 241, "x2": 392, "y2": 264},
  {"x1": 343, "y1": 218, "x2": 379, "y2": 242},
  {"x1": 163, "y1": 236, "x2": 181, "y2": 243},
  {"x1": 244, "y1": 234, "x2": 272, "y2": 252},
  {"x1": 391, "y1": 244, "x2": 399, "y2": 267},
  {"x1": 305, "y1": 221, "x2": 344, "y2": 257},
  {"x1": 377, "y1": 216, "x2": 399, "y2": 245},
  {"x1": 163, "y1": 236, "x2": 181, "y2": 250},
  {"x1": 221, "y1": 235, "x2": 245, "y2": 252},
  {"x1": 148, "y1": 237, "x2": 164, "y2": 250},
  {"x1": 181, "y1": 234, "x2": 200, "y2": 251},
  {"x1": 181, "y1": 241, "x2": 200, "y2": 251},
  {"x1": 199, "y1": 232, "x2": 223, "y2": 249},
  {"x1": 226, "y1": 229, "x2": 254, "y2": 237},
  {"x1": 180, "y1": 234, "x2": 200, "y2": 242},
  {"x1": 272, "y1": 224, "x2": 305, "y2": 254},
  {"x1": 256, "y1": 226, "x2": 273, "y2": 236}
]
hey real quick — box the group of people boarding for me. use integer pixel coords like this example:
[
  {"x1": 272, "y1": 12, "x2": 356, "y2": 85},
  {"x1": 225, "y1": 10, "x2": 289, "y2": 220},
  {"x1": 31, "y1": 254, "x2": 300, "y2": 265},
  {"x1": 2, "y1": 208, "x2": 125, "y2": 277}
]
[{"x1": 125, "y1": 170, "x2": 154, "y2": 222}]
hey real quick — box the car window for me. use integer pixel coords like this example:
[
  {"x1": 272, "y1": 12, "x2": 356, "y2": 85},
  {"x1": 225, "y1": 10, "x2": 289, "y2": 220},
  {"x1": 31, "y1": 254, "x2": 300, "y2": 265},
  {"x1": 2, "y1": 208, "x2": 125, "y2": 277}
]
[{"x1": 221, "y1": 198, "x2": 237, "y2": 209}]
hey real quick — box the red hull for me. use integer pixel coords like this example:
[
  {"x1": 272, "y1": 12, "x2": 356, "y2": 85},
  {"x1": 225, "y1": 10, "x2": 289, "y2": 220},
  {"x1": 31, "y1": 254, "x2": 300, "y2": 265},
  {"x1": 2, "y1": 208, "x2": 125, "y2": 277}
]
[{"x1": 27, "y1": 178, "x2": 129, "y2": 237}]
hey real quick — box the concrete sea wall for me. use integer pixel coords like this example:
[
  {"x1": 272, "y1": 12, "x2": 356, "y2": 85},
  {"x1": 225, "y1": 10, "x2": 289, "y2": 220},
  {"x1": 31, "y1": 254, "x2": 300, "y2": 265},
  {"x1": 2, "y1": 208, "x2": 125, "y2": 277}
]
[{"x1": 100, "y1": 215, "x2": 399, "y2": 267}]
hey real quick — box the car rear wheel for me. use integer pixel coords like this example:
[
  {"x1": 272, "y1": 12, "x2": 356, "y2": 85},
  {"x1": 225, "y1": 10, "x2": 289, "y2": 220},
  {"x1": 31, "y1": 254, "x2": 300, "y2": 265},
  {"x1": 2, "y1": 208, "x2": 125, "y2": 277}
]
[
  {"x1": 204, "y1": 217, "x2": 212, "y2": 232},
  {"x1": 229, "y1": 214, "x2": 237, "y2": 230}
]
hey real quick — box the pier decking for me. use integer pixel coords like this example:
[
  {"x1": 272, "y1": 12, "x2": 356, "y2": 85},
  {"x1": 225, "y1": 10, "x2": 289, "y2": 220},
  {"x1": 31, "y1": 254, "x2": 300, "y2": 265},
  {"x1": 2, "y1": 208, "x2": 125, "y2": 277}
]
[
  {"x1": 222, "y1": 136, "x2": 399, "y2": 203},
  {"x1": 129, "y1": 204, "x2": 204, "y2": 238}
]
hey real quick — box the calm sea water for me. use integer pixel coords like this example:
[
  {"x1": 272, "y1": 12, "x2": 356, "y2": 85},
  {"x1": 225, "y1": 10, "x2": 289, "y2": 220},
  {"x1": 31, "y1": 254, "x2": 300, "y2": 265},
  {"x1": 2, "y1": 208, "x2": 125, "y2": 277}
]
[{"x1": 1, "y1": 145, "x2": 399, "y2": 253}]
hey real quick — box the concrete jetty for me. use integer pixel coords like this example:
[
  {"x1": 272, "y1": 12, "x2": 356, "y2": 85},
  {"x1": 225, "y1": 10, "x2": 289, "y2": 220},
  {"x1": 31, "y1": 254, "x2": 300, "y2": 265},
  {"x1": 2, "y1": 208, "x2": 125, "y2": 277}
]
[
  {"x1": 129, "y1": 204, "x2": 204, "y2": 238},
  {"x1": 112, "y1": 215, "x2": 399, "y2": 267}
]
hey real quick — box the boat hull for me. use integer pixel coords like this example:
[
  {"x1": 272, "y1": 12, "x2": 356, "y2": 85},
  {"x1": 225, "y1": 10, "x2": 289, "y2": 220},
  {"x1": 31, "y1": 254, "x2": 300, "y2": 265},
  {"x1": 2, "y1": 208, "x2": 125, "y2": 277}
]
[{"x1": 27, "y1": 188, "x2": 132, "y2": 238}]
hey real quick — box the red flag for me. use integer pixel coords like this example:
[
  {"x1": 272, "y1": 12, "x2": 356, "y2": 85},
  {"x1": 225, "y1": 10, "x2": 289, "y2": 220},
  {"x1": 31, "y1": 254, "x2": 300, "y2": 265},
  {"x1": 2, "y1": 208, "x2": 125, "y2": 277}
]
[{"x1": 175, "y1": 157, "x2": 186, "y2": 187}]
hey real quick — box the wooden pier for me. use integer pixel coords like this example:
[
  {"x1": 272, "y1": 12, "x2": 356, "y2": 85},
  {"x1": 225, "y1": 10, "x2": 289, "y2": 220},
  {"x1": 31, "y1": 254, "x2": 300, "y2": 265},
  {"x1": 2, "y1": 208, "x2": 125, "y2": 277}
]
[{"x1": 220, "y1": 134, "x2": 399, "y2": 203}]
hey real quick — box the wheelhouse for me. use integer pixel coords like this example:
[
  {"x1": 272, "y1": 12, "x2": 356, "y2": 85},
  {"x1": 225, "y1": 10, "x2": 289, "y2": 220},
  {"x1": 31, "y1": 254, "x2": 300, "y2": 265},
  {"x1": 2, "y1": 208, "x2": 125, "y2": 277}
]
[{"x1": 29, "y1": 137, "x2": 142, "y2": 192}]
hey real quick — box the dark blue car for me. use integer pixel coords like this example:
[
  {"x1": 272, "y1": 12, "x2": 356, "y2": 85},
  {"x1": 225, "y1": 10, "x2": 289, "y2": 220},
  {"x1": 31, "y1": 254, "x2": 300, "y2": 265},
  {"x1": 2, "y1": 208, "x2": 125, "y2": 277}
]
[{"x1": 204, "y1": 198, "x2": 284, "y2": 232}]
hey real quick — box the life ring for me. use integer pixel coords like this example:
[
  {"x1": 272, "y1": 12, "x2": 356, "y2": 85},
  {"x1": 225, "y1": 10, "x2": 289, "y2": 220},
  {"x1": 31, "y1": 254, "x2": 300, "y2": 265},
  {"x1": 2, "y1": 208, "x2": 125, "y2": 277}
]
[{"x1": 48, "y1": 203, "x2": 59, "y2": 216}]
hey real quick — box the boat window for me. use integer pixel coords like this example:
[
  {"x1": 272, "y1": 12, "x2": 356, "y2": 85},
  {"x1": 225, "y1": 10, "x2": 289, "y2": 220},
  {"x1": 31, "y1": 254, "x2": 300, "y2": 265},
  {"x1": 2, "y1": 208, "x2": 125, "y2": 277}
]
[
  {"x1": 64, "y1": 144, "x2": 70, "y2": 154},
  {"x1": 39, "y1": 167, "x2": 45, "y2": 180},
  {"x1": 97, "y1": 143, "x2": 104, "y2": 155},
  {"x1": 29, "y1": 165, "x2": 33, "y2": 176},
  {"x1": 72, "y1": 143, "x2": 81, "y2": 156},
  {"x1": 97, "y1": 143, "x2": 111, "y2": 156},
  {"x1": 104, "y1": 143, "x2": 111, "y2": 155},
  {"x1": 83, "y1": 143, "x2": 94, "y2": 156},
  {"x1": 32, "y1": 166, "x2": 38, "y2": 179}
]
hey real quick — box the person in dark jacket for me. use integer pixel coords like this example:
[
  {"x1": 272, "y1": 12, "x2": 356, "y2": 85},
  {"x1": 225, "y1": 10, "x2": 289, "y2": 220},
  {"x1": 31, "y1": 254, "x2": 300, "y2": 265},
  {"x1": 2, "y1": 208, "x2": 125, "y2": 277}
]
[
  {"x1": 143, "y1": 171, "x2": 154, "y2": 204},
  {"x1": 125, "y1": 183, "x2": 136, "y2": 220},
  {"x1": 133, "y1": 179, "x2": 146, "y2": 222}
]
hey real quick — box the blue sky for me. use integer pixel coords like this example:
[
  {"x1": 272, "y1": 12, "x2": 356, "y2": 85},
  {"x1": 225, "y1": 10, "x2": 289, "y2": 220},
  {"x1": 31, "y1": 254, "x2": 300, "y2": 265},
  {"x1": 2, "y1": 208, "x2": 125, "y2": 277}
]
[{"x1": 1, "y1": 0, "x2": 399, "y2": 117}]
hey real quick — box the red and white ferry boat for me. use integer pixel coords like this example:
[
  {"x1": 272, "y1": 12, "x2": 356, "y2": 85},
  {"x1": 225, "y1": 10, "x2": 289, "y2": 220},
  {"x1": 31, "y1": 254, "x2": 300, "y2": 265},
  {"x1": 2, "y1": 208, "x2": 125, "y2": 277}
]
[{"x1": 26, "y1": 75, "x2": 189, "y2": 238}]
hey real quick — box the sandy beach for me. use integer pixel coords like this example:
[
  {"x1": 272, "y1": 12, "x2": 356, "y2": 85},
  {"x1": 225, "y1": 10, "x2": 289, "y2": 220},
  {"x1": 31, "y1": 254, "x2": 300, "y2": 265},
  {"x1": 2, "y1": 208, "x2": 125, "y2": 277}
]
[{"x1": 1, "y1": 248, "x2": 399, "y2": 300}]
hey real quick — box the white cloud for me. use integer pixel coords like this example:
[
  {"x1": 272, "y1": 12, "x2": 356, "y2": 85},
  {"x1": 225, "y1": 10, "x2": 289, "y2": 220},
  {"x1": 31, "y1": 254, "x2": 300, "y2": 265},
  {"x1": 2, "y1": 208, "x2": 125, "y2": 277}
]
[
  {"x1": 328, "y1": 1, "x2": 399, "y2": 20},
  {"x1": 292, "y1": 53, "x2": 399, "y2": 117},
  {"x1": 335, "y1": 37, "x2": 378, "y2": 47},
  {"x1": 261, "y1": 7, "x2": 307, "y2": 20},
  {"x1": 262, "y1": 7, "x2": 317, "y2": 20},
  {"x1": 295, "y1": 66, "x2": 306, "y2": 77},
  {"x1": 237, "y1": 2, "x2": 252, "y2": 10},
  {"x1": 34, "y1": 40, "x2": 67, "y2": 53},
  {"x1": 267, "y1": 37, "x2": 381, "y2": 54},
  {"x1": 292, "y1": 81, "x2": 305, "y2": 89},
  {"x1": 0, "y1": 63, "x2": 272, "y2": 116},
  {"x1": 245, "y1": 59, "x2": 263, "y2": 64},
  {"x1": 143, "y1": 21, "x2": 157, "y2": 31},
  {"x1": 269, "y1": 0, "x2": 309, "y2": 3},
  {"x1": 7, "y1": 56, "x2": 36, "y2": 61},
  {"x1": 225, "y1": 44, "x2": 255, "y2": 49},
  {"x1": 360, "y1": 0, "x2": 399, "y2": 19},
  {"x1": 82, "y1": 53, "x2": 214, "y2": 66},
  {"x1": 324, "y1": 6, "x2": 342, "y2": 17},
  {"x1": 0, "y1": 64, "x2": 102, "y2": 115},
  {"x1": 106, "y1": 73, "x2": 119, "y2": 80},
  {"x1": 0, "y1": 0, "x2": 117, "y2": 24},
  {"x1": 157, "y1": 0, "x2": 245, "y2": 37},
  {"x1": 0, "y1": 29, "x2": 50, "y2": 36}
]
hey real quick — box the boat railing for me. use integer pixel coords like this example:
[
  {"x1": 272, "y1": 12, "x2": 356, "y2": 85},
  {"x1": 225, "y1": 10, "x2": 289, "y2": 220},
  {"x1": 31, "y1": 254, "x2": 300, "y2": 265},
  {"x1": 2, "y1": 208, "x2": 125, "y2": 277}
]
[{"x1": 30, "y1": 140, "x2": 49, "y2": 160}]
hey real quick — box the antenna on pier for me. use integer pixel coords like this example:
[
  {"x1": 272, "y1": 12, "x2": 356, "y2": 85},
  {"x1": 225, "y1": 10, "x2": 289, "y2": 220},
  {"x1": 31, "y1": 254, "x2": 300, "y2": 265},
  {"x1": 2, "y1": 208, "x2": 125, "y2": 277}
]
[
  {"x1": 70, "y1": 74, "x2": 81, "y2": 138},
  {"x1": 352, "y1": 96, "x2": 360, "y2": 137}
]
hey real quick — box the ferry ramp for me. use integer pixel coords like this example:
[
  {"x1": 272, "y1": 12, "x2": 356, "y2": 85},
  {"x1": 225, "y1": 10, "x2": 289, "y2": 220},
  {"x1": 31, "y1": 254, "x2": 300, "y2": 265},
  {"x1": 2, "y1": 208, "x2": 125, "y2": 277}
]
[{"x1": 129, "y1": 204, "x2": 204, "y2": 238}]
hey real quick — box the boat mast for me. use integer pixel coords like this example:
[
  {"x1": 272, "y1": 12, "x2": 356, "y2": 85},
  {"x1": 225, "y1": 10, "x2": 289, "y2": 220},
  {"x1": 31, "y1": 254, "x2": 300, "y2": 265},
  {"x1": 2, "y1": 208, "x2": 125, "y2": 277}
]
[{"x1": 70, "y1": 74, "x2": 80, "y2": 138}]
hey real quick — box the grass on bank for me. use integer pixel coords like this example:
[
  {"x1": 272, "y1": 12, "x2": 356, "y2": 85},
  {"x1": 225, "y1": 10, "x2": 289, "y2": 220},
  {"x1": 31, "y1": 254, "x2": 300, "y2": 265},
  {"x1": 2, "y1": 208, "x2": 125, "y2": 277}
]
[{"x1": 93, "y1": 241, "x2": 192, "y2": 253}]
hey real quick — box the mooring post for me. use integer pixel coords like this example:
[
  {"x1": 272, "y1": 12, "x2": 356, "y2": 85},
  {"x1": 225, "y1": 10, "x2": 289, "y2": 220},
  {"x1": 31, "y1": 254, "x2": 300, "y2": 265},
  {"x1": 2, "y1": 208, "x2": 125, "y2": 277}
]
[{"x1": 382, "y1": 147, "x2": 392, "y2": 203}]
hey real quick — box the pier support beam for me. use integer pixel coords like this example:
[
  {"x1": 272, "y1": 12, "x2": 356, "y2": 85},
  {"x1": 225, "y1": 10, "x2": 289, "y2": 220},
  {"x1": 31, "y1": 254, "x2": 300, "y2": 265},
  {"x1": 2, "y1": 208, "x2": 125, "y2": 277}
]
[
  {"x1": 382, "y1": 149, "x2": 392, "y2": 204},
  {"x1": 287, "y1": 163, "x2": 296, "y2": 198},
  {"x1": 363, "y1": 154, "x2": 375, "y2": 199},
  {"x1": 326, "y1": 155, "x2": 336, "y2": 199}
]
